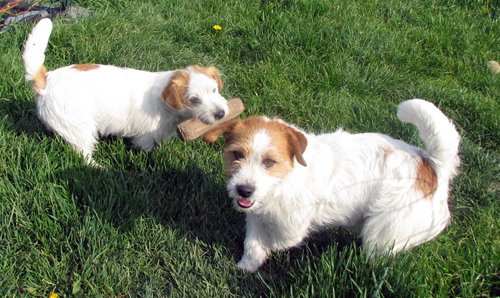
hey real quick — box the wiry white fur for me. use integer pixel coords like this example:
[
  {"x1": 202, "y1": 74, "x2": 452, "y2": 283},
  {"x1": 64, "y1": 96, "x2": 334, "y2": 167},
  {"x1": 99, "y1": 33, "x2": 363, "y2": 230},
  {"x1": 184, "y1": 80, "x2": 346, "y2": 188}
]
[
  {"x1": 23, "y1": 18, "x2": 52, "y2": 84},
  {"x1": 397, "y1": 99, "x2": 461, "y2": 180},
  {"x1": 223, "y1": 99, "x2": 460, "y2": 273},
  {"x1": 23, "y1": 19, "x2": 228, "y2": 166}
]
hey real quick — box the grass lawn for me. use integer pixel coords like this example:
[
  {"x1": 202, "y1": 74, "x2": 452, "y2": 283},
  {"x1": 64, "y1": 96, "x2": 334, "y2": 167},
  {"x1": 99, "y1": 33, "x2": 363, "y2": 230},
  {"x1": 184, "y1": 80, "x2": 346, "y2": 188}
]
[{"x1": 1, "y1": 0, "x2": 499, "y2": 297}]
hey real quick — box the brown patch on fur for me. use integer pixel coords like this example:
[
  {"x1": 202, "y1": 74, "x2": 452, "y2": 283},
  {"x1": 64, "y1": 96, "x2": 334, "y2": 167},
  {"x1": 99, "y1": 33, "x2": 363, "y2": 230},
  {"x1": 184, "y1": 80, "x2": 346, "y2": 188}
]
[
  {"x1": 286, "y1": 126, "x2": 307, "y2": 167},
  {"x1": 263, "y1": 125, "x2": 296, "y2": 178},
  {"x1": 217, "y1": 118, "x2": 264, "y2": 178},
  {"x1": 33, "y1": 66, "x2": 47, "y2": 93},
  {"x1": 190, "y1": 65, "x2": 223, "y2": 91},
  {"x1": 377, "y1": 147, "x2": 394, "y2": 163},
  {"x1": 203, "y1": 119, "x2": 242, "y2": 143},
  {"x1": 71, "y1": 63, "x2": 100, "y2": 71},
  {"x1": 162, "y1": 70, "x2": 190, "y2": 111},
  {"x1": 415, "y1": 158, "x2": 438, "y2": 199},
  {"x1": 204, "y1": 116, "x2": 308, "y2": 178}
]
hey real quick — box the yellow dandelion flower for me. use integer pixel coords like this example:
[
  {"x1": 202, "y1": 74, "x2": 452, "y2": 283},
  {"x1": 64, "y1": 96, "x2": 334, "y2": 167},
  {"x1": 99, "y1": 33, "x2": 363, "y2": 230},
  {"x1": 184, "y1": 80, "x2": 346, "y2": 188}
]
[
  {"x1": 49, "y1": 293, "x2": 59, "y2": 298},
  {"x1": 213, "y1": 25, "x2": 222, "y2": 30},
  {"x1": 482, "y1": 7, "x2": 489, "y2": 13}
]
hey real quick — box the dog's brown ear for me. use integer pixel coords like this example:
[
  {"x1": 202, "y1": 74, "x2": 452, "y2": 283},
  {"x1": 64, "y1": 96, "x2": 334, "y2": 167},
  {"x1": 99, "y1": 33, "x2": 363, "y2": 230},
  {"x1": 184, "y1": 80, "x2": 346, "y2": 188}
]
[
  {"x1": 287, "y1": 127, "x2": 308, "y2": 167},
  {"x1": 202, "y1": 119, "x2": 241, "y2": 143},
  {"x1": 162, "y1": 70, "x2": 190, "y2": 111},
  {"x1": 207, "y1": 66, "x2": 223, "y2": 91},
  {"x1": 191, "y1": 65, "x2": 223, "y2": 91}
]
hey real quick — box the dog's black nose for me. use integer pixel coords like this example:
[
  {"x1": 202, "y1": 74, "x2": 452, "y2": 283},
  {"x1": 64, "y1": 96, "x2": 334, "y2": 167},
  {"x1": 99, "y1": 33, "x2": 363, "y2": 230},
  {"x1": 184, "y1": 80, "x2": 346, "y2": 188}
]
[
  {"x1": 237, "y1": 184, "x2": 255, "y2": 198},
  {"x1": 214, "y1": 110, "x2": 225, "y2": 121}
]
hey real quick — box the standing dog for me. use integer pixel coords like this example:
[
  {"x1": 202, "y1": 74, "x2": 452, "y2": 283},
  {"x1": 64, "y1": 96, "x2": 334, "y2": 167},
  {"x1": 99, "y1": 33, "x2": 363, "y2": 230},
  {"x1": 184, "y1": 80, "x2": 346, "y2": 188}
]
[
  {"x1": 203, "y1": 99, "x2": 460, "y2": 272},
  {"x1": 23, "y1": 18, "x2": 229, "y2": 165}
]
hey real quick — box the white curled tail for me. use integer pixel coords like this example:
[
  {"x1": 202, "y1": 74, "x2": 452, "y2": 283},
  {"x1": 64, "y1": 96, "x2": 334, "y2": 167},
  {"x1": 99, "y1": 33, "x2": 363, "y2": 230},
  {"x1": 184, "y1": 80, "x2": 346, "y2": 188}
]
[
  {"x1": 397, "y1": 99, "x2": 460, "y2": 179},
  {"x1": 22, "y1": 18, "x2": 53, "y2": 93}
]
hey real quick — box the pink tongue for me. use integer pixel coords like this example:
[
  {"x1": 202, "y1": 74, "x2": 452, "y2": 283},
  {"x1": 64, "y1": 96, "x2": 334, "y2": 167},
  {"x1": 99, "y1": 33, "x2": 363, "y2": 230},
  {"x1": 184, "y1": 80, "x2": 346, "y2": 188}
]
[{"x1": 238, "y1": 198, "x2": 254, "y2": 208}]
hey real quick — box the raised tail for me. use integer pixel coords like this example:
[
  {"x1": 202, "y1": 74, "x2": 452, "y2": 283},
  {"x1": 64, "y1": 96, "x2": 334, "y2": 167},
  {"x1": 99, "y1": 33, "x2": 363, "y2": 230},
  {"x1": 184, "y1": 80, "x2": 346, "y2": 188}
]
[
  {"x1": 397, "y1": 99, "x2": 460, "y2": 179},
  {"x1": 22, "y1": 18, "x2": 53, "y2": 94}
]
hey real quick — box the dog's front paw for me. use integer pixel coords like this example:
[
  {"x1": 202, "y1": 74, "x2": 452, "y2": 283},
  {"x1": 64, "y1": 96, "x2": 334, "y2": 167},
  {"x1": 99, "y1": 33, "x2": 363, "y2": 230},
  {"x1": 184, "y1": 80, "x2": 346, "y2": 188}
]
[{"x1": 237, "y1": 258, "x2": 262, "y2": 273}]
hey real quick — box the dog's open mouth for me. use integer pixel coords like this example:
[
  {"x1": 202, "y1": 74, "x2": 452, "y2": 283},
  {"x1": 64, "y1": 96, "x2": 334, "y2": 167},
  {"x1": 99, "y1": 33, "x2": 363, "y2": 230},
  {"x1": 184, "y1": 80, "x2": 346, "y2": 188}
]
[{"x1": 237, "y1": 197, "x2": 254, "y2": 208}]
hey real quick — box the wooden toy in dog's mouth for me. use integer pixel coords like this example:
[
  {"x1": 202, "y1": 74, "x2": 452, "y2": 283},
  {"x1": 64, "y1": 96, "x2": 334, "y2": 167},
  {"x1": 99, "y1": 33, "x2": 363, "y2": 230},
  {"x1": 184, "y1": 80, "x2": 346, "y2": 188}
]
[{"x1": 176, "y1": 98, "x2": 245, "y2": 141}]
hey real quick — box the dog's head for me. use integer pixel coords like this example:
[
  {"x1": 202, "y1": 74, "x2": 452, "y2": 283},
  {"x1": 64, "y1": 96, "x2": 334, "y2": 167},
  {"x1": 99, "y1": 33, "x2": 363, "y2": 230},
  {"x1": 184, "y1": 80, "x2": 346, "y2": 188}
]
[
  {"x1": 162, "y1": 65, "x2": 228, "y2": 124},
  {"x1": 203, "y1": 116, "x2": 307, "y2": 212}
]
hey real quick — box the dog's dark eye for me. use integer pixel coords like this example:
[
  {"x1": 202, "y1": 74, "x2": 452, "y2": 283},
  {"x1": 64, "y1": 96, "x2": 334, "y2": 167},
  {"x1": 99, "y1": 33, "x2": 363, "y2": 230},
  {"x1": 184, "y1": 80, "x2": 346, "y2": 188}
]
[
  {"x1": 212, "y1": 88, "x2": 216, "y2": 93},
  {"x1": 263, "y1": 159, "x2": 276, "y2": 168},
  {"x1": 190, "y1": 97, "x2": 201, "y2": 105},
  {"x1": 233, "y1": 151, "x2": 244, "y2": 160}
]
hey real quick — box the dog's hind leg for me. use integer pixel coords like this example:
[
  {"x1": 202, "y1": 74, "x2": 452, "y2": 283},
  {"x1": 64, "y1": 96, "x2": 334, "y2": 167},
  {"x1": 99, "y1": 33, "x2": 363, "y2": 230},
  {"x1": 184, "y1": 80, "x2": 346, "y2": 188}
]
[
  {"x1": 69, "y1": 137, "x2": 99, "y2": 166},
  {"x1": 130, "y1": 134, "x2": 156, "y2": 152},
  {"x1": 53, "y1": 126, "x2": 99, "y2": 166},
  {"x1": 361, "y1": 191, "x2": 450, "y2": 257}
]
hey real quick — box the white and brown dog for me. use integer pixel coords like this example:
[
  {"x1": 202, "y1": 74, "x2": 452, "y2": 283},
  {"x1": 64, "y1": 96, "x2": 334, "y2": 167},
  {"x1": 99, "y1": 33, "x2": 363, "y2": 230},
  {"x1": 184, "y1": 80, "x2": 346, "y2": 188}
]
[
  {"x1": 23, "y1": 18, "x2": 229, "y2": 165},
  {"x1": 204, "y1": 99, "x2": 460, "y2": 273}
]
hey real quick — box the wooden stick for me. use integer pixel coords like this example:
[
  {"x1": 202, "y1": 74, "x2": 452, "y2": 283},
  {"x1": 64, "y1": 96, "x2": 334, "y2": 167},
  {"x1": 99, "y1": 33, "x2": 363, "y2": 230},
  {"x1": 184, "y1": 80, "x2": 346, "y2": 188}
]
[{"x1": 176, "y1": 98, "x2": 245, "y2": 141}]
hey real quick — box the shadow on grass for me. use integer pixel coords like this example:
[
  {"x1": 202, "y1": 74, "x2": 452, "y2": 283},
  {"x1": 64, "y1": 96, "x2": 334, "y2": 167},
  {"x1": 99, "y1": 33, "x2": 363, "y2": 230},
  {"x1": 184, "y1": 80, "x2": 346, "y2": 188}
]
[
  {"x1": 1, "y1": 100, "x2": 384, "y2": 295},
  {"x1": 1, "y1": 101, "x2": 426, "y2": 296},
  {"x1": 0, "y1": 97, "x2": 49, "y2": 136},
  {"x1": 49, "y1": 150, "x2": 368, "y2": 295}
]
